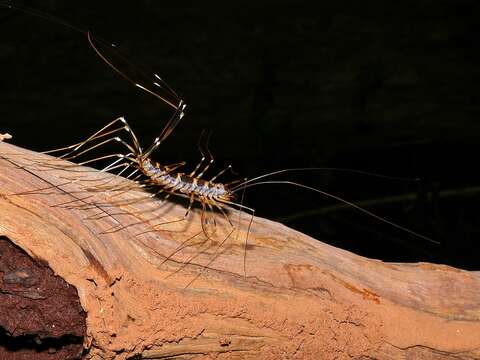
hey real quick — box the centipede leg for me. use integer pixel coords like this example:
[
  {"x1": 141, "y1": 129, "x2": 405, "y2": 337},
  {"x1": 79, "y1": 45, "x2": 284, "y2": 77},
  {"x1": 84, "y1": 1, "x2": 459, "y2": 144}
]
[
  {"x1": 210, "y1": 165, "x2": 233, "y2": 182},
  {"x1": 183, "y1": 227, "x2": 236, "y2": 289},
  {"x1": 189, "y1": 130, "x2": 207, "y2": 177},
  {"x1": 163, "y1": 201, "x2": 215, "y2": 281},
  {"x1": 43, "y1": 116, "x2": 142, "y2": 159},
  {"x1": 196, "y1": 132, "x2": 214, "y2": 179},
  {"x1": 133, "y1": 193, "x2": 195, "y2": 236}
]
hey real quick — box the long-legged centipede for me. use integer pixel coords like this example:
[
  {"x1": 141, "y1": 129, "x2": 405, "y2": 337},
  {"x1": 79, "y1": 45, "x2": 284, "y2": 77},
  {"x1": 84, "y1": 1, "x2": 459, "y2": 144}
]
[{"x1": 1, "y1": 2, "x2": 439, "y2": 285}]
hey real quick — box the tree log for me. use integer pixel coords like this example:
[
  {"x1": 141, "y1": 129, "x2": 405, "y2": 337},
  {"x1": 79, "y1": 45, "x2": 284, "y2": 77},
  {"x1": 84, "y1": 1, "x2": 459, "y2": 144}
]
[{"x1": 0, "y1": 141, "x2": 479, "y2": 360}]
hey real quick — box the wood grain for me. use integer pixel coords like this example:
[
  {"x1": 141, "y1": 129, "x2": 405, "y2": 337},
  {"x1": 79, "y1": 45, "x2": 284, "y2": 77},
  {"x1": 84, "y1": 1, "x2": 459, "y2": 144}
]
[{"x1": 0, "y1": 141, "x2": 479, "y2": 360}]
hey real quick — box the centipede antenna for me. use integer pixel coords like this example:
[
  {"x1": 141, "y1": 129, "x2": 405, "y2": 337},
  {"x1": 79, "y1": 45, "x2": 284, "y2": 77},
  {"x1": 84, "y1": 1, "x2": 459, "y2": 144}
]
[
  {"x1": 230, "y1": 167, "x2": 421, "y2": 191},
  {"x1": 237, "y1": 180, "x2": 439, "y2": 245}
]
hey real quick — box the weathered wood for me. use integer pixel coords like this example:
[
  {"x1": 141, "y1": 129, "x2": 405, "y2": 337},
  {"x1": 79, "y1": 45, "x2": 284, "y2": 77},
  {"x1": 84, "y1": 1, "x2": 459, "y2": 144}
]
[{"x1": 0, "y1": 141, "x2": 479, "y2": 360}]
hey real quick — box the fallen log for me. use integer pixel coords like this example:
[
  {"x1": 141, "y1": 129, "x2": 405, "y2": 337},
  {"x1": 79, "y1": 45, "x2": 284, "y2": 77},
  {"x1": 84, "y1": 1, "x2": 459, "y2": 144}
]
[{"x1": 0, "y1": 141, "x2": 479, "y2": 360}]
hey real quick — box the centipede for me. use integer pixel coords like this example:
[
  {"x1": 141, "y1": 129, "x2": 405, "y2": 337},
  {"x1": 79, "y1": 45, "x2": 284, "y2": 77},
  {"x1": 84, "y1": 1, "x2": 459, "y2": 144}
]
[{"x1": 0, "y1": 2, "x2": 439, "y2": 286}]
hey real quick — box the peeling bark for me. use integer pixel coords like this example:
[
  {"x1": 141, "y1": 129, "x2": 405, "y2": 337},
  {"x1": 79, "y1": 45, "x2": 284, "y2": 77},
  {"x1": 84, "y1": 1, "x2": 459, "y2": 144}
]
[{"x1": 0, "y1": 142, "x2": 479, "y2": 360}]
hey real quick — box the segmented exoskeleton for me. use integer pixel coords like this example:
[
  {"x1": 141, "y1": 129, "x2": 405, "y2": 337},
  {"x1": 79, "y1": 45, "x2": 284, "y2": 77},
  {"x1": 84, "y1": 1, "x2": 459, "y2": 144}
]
[{"x1": 3, "y1": 3, "x2": 439, "y2": 286}]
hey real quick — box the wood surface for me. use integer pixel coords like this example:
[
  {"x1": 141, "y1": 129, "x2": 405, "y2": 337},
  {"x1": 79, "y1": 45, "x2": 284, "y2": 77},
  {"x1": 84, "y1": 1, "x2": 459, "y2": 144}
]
[{"x1": 0, "y1": 141, "x2": 479, "y2": 360}]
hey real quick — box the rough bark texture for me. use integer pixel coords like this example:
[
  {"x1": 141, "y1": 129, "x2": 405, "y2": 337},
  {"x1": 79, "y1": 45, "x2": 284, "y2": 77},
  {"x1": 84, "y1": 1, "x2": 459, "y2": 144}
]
[
  {"x1": 0, "y1": 236, "x2": 86, "y2": 360},
  {"x1": 0, "y1": 141, "x2": 479, "y2": 360}
]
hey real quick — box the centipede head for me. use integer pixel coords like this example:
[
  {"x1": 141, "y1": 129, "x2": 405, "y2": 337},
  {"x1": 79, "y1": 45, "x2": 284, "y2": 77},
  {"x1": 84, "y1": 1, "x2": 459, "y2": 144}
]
[{"x1": 215, "y1": 183, "x2": 236, "y2": 203}]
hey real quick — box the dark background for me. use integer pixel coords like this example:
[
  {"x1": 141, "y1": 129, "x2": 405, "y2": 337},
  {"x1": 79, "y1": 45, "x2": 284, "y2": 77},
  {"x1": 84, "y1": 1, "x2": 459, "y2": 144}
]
[{"x1": 1, "y1": 0, "x2": 479, "y2": 270}]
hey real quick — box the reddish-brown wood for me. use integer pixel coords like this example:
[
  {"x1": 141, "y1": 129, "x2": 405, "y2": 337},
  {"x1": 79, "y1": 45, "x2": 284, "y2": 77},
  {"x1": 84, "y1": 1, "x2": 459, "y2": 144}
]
[
  {"x1": 1, "y1": 141, "x2": 479, "y2": 360},
  {"x1": 0, "y1": 236, "x2": 86, "y2": 359}
]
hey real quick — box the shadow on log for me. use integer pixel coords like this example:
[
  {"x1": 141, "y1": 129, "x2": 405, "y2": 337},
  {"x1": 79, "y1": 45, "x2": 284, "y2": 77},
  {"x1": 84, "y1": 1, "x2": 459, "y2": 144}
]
[{"x1": 0, "y1": 141, "x2": 479, "y2": 359}]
